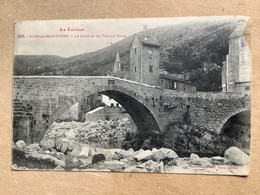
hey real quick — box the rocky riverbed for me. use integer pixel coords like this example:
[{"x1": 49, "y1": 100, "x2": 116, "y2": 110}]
[{"x1": 12, "y1": 118, "x2": 250, "y2": 175}]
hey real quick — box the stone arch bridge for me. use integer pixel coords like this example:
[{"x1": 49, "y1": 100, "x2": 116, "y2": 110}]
[{"x1": 13, "y1": 76, "x2": 250, "y2": 143}]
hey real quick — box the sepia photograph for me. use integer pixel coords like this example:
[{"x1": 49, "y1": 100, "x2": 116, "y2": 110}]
[{"x1": 12, "y1": 16, "x2": 251, "y2": 175}]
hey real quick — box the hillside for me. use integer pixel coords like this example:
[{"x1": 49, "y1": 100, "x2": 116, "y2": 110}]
[
  {"x1": 14, "y1": 55, "x2": 65, "y2": 75},
  {"x1": 13, "y1": 18, "x2": 247, "y2": 90}
]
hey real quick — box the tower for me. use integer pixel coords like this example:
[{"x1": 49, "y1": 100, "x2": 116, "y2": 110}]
[
  {"x1": 113, "y1": 52, "x2": 121, "y2": 72},
  {"x1": 129, "y1": 33, "x2": 161, "y2": 86}
]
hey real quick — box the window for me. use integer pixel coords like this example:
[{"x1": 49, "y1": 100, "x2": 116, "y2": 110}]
[
  {"x1": 239, "y1": 37, "x2": 246, "y2": 47},
  {"x1": 239, "y1": 51, "x2": 248, "y2": 64},
  {"x1": 239, "y1": 66, "x2": 250, "y2": 81},
  {"x1": 149, "y1": 50, "x2": 153, "y2": 59},
  {"x1": 134, "y1": 48, "x2": 137, "y2": 55},
  {"x1": 149, "y1": 65, "x2": 153, "y2": 72},
  {"x1": 173, "y1": 81, "x2": 177, "y2": 89},
  {"x1": 134, "y1": 66, "x2": 137, "y2": 73}
]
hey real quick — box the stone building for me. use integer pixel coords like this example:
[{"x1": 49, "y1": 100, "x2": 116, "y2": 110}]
[
  {"x1": 78, "y1": 93, "x2": 103, "y2": 119},
  {"x1": 129, "y1": 33, "x2": 161, "y2": 86},
  {"x1": 222, "y1": 25, "x2": 251, "y2": 94},
  {"x1": 159, "y1": 73, "x2": 196, "y2": 92}
]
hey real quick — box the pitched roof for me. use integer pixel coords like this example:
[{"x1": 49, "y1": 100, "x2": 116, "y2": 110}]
[
  {"x1": 130, "y1": 33, "x2": 161, "y2": 48},
  {"x1": 229, "y1": 24, "x2": 249, "y2": 39}
]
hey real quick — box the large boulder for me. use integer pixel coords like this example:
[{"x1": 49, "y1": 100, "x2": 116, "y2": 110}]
[
  {"x1": 70, "y1": 145, "x2": 82, "y2": 156},
  {"x1": 92, "y1": 153, "x2": 106, "y2": 164},
  {"x1": 60, "y1": 142, "x2": 69, "y2": 154},
  {"x1": 112, "y1": 152, "x2": 122, "y2": 160},
  {"x1": 153, "y1": 161, "x2": 165, "y2": 173},
  {"x1": 201, "y1": 133, "x2": 212, "y2": 146},
  {"x1": 137, "y1": 160, "x2": 157, "y2": 172},
  {"x1": 79, "y1": 146, "x2": 90, "y2": 157},
  {"x1": 160, "y1": 148, "x2": 178, "y2": 158},
  {"x1": 152, "y1": 148, "x2": 166, "y2": 162},
  {"x1": 212, "y1": 156, "x2": 225, "y2": 165},
  {"x1": 165, "y1": 150, "x2": 178, "y2": 159},
  {"x1": 224, "y1": 147, "x2": 250, "y2": 165},
  {"x1": 95, "y1": 148, "x2": 119, "y2": 160},
  {"x1": 124, "y1": 166, "x2": 137, "y2": 172},
  {"x1": 15, "y1": 140, "x2": 26, "y2": 150},
  {"x1": 40, "y1": 138, "x2": 55, "y2": 150},
  {"x1": 190, "y1": 153, "x2": 200, "y2": 161},
  {"x1": 191, "y1": 158, "x2": 212, "y2": 167},
  {"x1": 26, "y1": 144, "x2": 41, "y2": 152},
  {"x1": 135, "y1": 150, "x2": 153, "y2": 161},
  {"x1": 56, "y1": 138, "x2": 69, "y2": 153},
  {"x1": 119, "y1": 149, "x2": 134, "y2": 159},
  {"x1": 54, "y1": 165, "x2": 64, "y2": 171}
]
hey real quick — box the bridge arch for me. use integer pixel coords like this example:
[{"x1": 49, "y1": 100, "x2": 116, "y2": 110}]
[
  {"x1": 34, "y1": 86, "x2": 161, "y2": 143},
  {"x1": 99, "y1": 90, "x2": 161, "y2": 134},
  {"x1": 219, "y1": 108, "x2": 251, "y2": 133},
  {"x1": 219, "y1": 109, "x2": 251, "y2": 149}
]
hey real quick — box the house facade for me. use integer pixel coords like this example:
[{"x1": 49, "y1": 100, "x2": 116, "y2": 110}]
[
  {"x1": 79, "y1": 93, "x2": 103, "y2": 119},
  {"x1": 129, "y1": 34, "x2": 161, "y2": 86},
  {"x1": 222, "y1": 25, "x2": 251, "y2": 94},
  {"x1": 160, "y1": 74, "x2": 196, "y2": 92}
]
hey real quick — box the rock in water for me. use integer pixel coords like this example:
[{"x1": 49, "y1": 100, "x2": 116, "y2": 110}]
[
  {"x1": 15, "y1": 140, "x2": 26, "y2": 150},
  {"x1": 92, "y1": 153, "x2": 106, "y2": 164},
  {"x1": 224, "y1": 147, "x2": 250, "y2": 165}
]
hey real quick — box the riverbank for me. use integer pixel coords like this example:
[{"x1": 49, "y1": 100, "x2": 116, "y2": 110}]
[
  {"x1": 12, "y1": 140, "x2": 249, "y2": 175},
  {"x1": 12, "y1": 118, "x2": 250, "y2": 175}
]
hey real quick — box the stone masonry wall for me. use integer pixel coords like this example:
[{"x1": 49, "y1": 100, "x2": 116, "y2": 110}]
[{"x1": 13, "y1": 76, "x2": 250, "y2": 143}]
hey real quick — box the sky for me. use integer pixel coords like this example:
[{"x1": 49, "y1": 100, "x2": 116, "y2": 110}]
[{"x1": 14, "y1": 16, "x2": 248, "y2": 58}]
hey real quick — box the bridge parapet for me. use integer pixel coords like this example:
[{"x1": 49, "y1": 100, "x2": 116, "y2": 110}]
[{"x1": 13, "y1": 76, "x2": 251, "y2": 143}]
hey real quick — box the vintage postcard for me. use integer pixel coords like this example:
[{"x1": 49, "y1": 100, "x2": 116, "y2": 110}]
[{"x1": 12, "y1": 16, "x2": 251, "y2": 175}]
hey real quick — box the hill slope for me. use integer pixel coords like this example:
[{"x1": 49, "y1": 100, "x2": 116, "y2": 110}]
[
  {"x1": 14, "y1": 55, "x2": 65, "y2": 75},
  {"x1": 13, "y1": 18, "x2": 247, "y2": 90}
]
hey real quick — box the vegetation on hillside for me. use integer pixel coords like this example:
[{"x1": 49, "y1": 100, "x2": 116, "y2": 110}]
[{"x1": 13, "y1": 18, "x2": 247, "y2": 91}]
